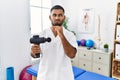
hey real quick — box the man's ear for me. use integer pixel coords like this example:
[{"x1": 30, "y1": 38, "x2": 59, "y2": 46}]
[
  {"x1": 49, "y1": 15, "x2": 51, "y2": 20},
  {"x1": 64, "y1": 15, "x2": 66, "y2": 20}
]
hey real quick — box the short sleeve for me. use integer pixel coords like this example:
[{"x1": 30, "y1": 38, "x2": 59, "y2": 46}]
[{"x1": 64, "y1": 29, "x2": 78, "y2": 50}]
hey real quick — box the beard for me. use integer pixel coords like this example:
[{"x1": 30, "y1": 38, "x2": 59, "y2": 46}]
[
  {"x1": 52, "y1": 20, "x2": 64, "y2": 26},
  {"x1": 52, "y1": 23, "x2": 62, "y2": 26}
]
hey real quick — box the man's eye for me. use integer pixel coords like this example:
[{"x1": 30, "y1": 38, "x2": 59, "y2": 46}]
[
  {"x1": 59, "y1": 14, "x2": 62, "y2": 17},
  {"x1": 53, "y1": 14, "x2": 56, "y2": 17}
]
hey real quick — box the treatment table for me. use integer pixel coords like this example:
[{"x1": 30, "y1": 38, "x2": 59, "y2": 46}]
[{"x1": 26, "y1": 64, "x2": 116, "y2": 80}]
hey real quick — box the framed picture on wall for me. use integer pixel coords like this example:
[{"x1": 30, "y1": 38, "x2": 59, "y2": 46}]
[{"x1": 77, "y1": 8, "x2": 95, "y2": 33}]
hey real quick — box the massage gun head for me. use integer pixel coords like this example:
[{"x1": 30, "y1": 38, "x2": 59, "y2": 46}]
[{"x1": 30, "y1": 35, "x2": 51, "y2": 45}]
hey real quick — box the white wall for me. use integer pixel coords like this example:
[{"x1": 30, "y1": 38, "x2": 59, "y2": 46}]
[
  {"x1": 0, "y1": 0, "x2": 118, "y2": 79},
  {"x1": 0, "y1": 0, "x2": 31, "y2": 80},
  {"x1": 52, "y1": 0, "x2": 120, "y2": 49}
]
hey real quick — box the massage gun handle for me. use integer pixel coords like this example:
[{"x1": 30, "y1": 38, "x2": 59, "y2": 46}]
[{"x1": 35, "y1": 53, "x2": 40, "y2": 58}]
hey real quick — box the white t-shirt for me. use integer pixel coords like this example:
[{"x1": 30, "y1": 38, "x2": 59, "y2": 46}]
[{"x1": 37, "y1": 27, "x2": 78, "y2": 80}]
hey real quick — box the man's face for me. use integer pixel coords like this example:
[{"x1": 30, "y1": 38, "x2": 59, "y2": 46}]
[{"x1": 49, "y1": 9, "x2": 65, "y2": 26}]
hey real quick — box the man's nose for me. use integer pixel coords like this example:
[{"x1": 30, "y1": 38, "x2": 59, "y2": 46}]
[{"x1": 55, "y1": 16, "x2": 59, "y2": 19}]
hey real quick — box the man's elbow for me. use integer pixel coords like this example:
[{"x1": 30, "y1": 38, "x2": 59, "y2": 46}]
[
  {"x1": 70, "y1": 53, "x2": 76, "y2": 59},
  {"x1": 70, "y1": 49, "x2": 77, "y2": 59}
]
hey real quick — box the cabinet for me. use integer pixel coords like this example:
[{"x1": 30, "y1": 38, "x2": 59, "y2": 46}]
[
  {"x1": 112, "y1": 2, "x2": 120, "y2": 80},
  {"x1": 72, "y1": 47, "x2": 112, "y2": 77}
]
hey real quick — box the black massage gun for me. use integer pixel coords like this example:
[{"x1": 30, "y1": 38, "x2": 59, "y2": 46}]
[{"x1": 30, "y1": 35, "x2": 51, "y2": 58}]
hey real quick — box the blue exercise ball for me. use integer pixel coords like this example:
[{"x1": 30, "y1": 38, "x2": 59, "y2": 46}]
[
  {"x1": 77, "y1": 40, "x2": 81, "y2": 46},
  {"x1": 86, "y1": 39, "x2": 94, "y2": 48}
]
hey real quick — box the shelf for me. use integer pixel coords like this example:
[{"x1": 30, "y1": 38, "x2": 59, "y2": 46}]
[
  {"x1": 116, "y1": 21, "x2": 120, "y2": 24},
  {"x1": 112, "y1": 75, "x2": 120, "y2": 80},
  {"x1": 112, "y1": 60, "x2": 120, "y2": 79},
  {"x1": 114, "y1": 40, "x2": 120, "y2": 43},
  {"x1": 113, "y1": 59, "x2": 120, "y2": 62},
  {"x1": 112, "y1": 2, "x2": 120, "y2": 79}
]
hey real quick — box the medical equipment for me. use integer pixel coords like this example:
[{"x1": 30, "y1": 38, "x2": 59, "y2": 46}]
[{"x1": 30, "y1": 35, "x2": 51, "y2": 58}]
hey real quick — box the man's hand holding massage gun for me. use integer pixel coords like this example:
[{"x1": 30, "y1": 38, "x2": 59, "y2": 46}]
[{"x1": 30, "y1": 35, "x2": 51, "y2": 58}]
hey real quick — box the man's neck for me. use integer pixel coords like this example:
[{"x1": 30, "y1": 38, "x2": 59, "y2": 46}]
[{"x1": 51, "y1": 27, "x2": 57, "y2": 37}]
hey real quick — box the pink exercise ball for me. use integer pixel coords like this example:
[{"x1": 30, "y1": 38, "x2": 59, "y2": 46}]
[{"x1": 19, "y1": 65, "x2": 32, "y2": 80}]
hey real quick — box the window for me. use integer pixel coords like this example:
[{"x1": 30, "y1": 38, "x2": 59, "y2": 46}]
[{"x1": 30, "y1": 0, "x2": 52, "y2": 34}]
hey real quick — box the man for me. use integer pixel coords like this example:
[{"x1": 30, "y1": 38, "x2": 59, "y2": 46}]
[{"x1": 31, "y1": 5, "x2": 78, "y2": 80}]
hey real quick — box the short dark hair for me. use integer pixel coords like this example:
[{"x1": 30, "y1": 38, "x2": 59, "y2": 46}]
[{"x1": 50, "y1": 5, "x2": 65, "y2": 13}]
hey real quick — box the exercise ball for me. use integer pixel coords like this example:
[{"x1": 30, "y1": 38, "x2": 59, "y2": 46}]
[
  {"x1": 19, "y1": 65, "x2": 32, "y2": 80},
  {"x1": 86, "y1": 39, "x2": 94, "y2": 48},
  {"x1": 77, "y1": 40, "x2": 81, "y2": 46},
  {"x1": 80, "y1": 39, "x2": 86, "y2": 46}
]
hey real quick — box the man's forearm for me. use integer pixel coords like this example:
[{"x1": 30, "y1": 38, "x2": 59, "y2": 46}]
[{"x1": 59, "y1": 33, "x2": 77, "y2": 58}]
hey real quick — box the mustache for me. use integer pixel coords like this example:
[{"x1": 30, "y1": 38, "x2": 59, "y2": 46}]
[
  {"x1": 52, "y1": 23, "x2": 62, "y2": 26},
  {"x1": 52, "y1": 22, "x2": 63, "y2": 26}
]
